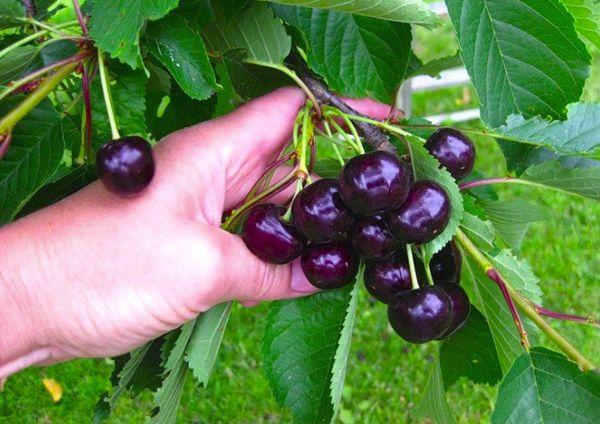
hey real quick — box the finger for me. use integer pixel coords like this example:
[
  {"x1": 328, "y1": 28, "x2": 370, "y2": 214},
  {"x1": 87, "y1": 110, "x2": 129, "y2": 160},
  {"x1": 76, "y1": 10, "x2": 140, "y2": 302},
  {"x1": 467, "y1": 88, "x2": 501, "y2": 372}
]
[{"x1": 342, "y1": 97, "x2": 403, "y2": 121}]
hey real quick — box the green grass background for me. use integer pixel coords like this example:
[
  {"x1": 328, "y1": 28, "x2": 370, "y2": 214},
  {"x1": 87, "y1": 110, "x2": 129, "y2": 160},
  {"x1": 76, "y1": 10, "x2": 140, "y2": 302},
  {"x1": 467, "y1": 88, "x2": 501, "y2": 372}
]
[{"x1": 1, "y1": 16, "x2": 599, "y2": 424}]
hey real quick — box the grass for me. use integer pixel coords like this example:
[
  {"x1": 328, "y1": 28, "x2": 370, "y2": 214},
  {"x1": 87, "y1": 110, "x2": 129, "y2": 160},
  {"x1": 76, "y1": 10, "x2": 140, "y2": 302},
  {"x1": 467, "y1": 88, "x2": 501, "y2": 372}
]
[{"x1": 2, "y1": 17, "x2": 600, "y2": 424}]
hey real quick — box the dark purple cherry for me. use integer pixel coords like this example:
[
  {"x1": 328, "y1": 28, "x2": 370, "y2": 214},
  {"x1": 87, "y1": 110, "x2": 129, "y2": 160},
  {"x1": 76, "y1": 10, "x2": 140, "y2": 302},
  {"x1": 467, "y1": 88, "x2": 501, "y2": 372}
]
[
  {"x1": 301, "y1": 243, "x2": 359, "y2": 289},
  {"x1": 292, "y1": 178, "x2": 354, "y2": 243},
  {"x1": 96, "y1": 136, "x2": 155, "y2": 197},
  {"x1": 430, "y1": 240, "x2": 462, "y2": 285},
  {"x1": 350, "y1": 215, "x2": 400, "y2": 260},
  {"x1": 387, "y1": 180, "x2": 450, "y2": 244},
  {"x1": 425, "y1": 128, "x2": 475, "y2": 180},
  {"x1": 364, "y1": 253, "x2": 412, "y2": 303},
  {"x1": 242, "y1": 204, "x2": 306, "y2": 264},
  {"x1": 338, "y1": 151, "x2": 410, "y2": 216},
  {"x1": 387, "y1": 286, "x2": 453, "y2": 343},
  {"x1": 437, "y1": 285, "x2": 471, "y2": 339}
]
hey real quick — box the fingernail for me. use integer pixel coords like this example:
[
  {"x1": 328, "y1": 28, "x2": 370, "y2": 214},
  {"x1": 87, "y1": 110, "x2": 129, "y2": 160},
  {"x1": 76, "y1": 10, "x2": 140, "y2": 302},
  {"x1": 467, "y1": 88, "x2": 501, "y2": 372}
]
[{"x1": 290, "y1": 261, "x2": 317, "y2": 293}]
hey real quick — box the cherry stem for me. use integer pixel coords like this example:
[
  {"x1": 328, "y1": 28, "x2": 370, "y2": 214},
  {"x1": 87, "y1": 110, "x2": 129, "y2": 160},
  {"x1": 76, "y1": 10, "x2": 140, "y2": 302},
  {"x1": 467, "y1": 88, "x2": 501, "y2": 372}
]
[
  {"x1": 455, "y1": 228, "x2": 596, "y2": 371},
  {"x1": 97, "y1": 50, "x2": 120, "y2": 140},
  {"x1": 0, "y1": 134, "x2": 13, "y2": 161},
  {"x1": 71, "y1": 0, "x2": 88, "y2": 37},
  {"x1": 0, "y1": 51, "x2": 92, "y2": 102},
  {"x1": 530, "y1": 304, "x2": 599, "y2": 327},
  {"x1": 0, "y1": 60, "x2": 79, "y2": 135},
  {"x1": 81, "y1": 59, "x2": 93, "y2": 162},
  {"x1": 420, "y1": 247, "x2": 435, "y2": 286},
  {"x1": 405, "y1": 244, "x2": 420, "y2": 291},
  {"x1": 321, "y1": 121, "x2": 346, "y2": 166},
  {"x1": 0, "y1": 20, "x2": 79, "y2": 60}
]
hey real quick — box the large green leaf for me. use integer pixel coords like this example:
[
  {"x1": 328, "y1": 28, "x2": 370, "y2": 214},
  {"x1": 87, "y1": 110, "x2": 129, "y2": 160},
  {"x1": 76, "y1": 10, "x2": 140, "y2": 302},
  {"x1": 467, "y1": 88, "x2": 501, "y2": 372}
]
[
  {"x1": 562, "y1": 0, "x2": 600, "y2": 51},
  {"x1": 0, "y1": 46, "x2": 39, "y2": 85},
  {"x1": 267, "y1": 0, "x2": 439, "y2": 25},
  {"x1": 88, "y1": 0, "x2": 179, "y2": 68},
  {"x1": 262, "y1": 284, "x2": 356, "y2": 424},
  {"x1": 414, "y1": 357, "x2": 455, "y2": 424},
  {"x1": 446, "y1": 0, "x2": 590, "y2": 129},
  {"x1": 498, "y1": 103, "x2": 600, "y2": 161},
  {"x1": 407, "y1": 136, "x2": 464, "y2": 258},
  {"x1": 459, "y1": 211, "x2": 495, "y2": 251},
  {"x1": 440, "y1": 308, "x2": 503, "y2": 388},
  {"x1": 481, "y1": 199, "x2": 547, "y2": 251},
  {"x1": 520, "y1": 159, "x2": 600, "y2": 200},
  {"x1": 185, "y1": 302, "x2": 232, "y2": 387},
  {"x1": 407, "y1": 52, "x2": 463, "y2": 78},
  {"x1": 274, "y1": 5, "x2": 412, "y2": 103},
  {"x1": 492, "y1": 347, "x2": 600, "y2": 423},
  {"x1": 0, "y1": 100, "x2": 75, "y2": 224},
  {"x1": 462, "y1": 256, "x2": 524, "y2": 373},
  {"x1": 204, "y1": 2, "x2": 291, "y2": 64},
  {"x1": 489, "y1": 250, "x2": 542, "y2": 304},
  {"x1": 0, "y1": 1, "x2": 23, "y2": 29},
  {"x1": 145, "y1": 14, "x2": 218, "y2": 100}
]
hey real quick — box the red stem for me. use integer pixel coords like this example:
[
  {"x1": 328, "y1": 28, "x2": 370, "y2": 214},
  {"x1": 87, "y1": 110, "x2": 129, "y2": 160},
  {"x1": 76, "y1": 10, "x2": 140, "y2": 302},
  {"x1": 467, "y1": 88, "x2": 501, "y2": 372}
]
[
  {"x1": 486, "y1": 269, "x2": 531, "y2": 349},
  {"x1": 459, "y1": 177, "x2": 513, "y2": 190},
  {"x1": 81, "y1": 60, "x2": 93, "y2": 159},
  {"x1": 532, "y1": 304, "x2": 599, "y2": 327},
  {"x1": 0, "y1": 134, "x2": 12, "y2": 160},
  {"x1": 72, "y1": 0, "x2": 88, "y2": 37},
  {"x1": 307, "y1": 137, "x2": 316, "y2": 176}
]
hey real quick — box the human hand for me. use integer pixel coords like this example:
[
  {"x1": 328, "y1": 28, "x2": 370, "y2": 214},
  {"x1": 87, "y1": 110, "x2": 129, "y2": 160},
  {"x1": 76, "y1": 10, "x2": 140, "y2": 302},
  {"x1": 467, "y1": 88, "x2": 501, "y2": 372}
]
[{"x1": 0, "y1": 87, "x2": 395, "y2": 376}]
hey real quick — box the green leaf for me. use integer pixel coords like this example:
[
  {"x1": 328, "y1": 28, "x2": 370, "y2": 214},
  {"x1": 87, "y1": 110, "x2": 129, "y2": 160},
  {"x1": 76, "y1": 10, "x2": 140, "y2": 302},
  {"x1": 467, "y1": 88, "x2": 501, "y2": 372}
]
[
  {"x1": 274, "y1": 6, "x2": 412, "y2": 103},
  {"x1": 562, "y1": 0, "x2": 600, "y2": 51},
  {"x1": 0, "y1": 99, "x2": 74, "y2": 224},
  {"x1": 446, "y1": 0, "x2": 590, "y2": 129},
  {"x1": 440, "y1": 308, "x2": 503, "y2": 388},
  {"x1": 481, "y1": 200, "x2": 547, "y2": 251},
  {"x1": 185, "y1": 302, "x2": 232, "y2": 387},
  {"x1": 214, "y1": 60, "x2": 243, "y2": 116},
  {"x1": 406, "y1": 136, "x2": 464, "y2": 257},
  {"x1": 0, "y1": 1, "x2": 23, "y2": 29},
  {"x1": 150, "y1": 320, "x2": 196, "y2": 424},
  {"x1": 463, "y1": 257, "x2": 524, "y2": 373},
  {"x1": 459, "y1": 211, "x2": 495, "y2": 251},
  {"x1": 498, "y1": 103, "x2": 600, "y2": 160},
  {"x1": 0, "y1": 46, "x2": 39, "y2": 85},
  {"x1": 88, "y1": 0, "x2": 179, "y2": 68},
  {"x1": 521, "y1": 159, "x2": 600, "y2": 200},
  {"x1": 267, "y1": 0, "x2": 439, "y2": 25},
  {"x1": 407, "y1": 52, "x2": 463, "y2": 78},
  {"x1": 262, "y1": 284, "x2": 355, "y2": 424},
  {"x1": 492, "y1": 347, "x2": 600, "y2": 423},
  {"x1": 203, "y1": 2, "x2": 291, "y2": 64},
  {"x1": 414, "y1": 357, "x2": 455, "y2": 424},
  {"x1": 145, "y1": 15, "x2": 218, "y2": 100},
  {"x1": 489, "y1": 250, "x2": 543, "y2": 305}
]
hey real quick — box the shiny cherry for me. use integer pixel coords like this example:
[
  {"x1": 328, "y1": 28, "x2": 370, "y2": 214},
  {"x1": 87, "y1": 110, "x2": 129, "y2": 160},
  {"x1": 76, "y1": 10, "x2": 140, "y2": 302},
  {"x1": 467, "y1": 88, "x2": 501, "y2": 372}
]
[
  {"x1": 301, "y1": 243, "x2": 359, "y2": 289},
  {"x1": 430, "y1": 240, "x2": 462, "y2": 285},
  {"x1": 338, "y1": 150, "x2": 410, "y2": 216},
  {"x1": 437, "y1": 285, "x2": 471, "y2": 339},
  {"x1": 96, "y1": 136, "x2": 155, "y2": 197},
  {"x1": 387, "y1": 286, "x2": 453, "y2": 343},
  {"x1": 387, "y1": 180, "x2": 450, "y2": 244},
  {"x1": 350, "y1": 215, "x2": 400, "y2": 260},
  {"x1": 292, "y1": 178, "x2": 354, "y2": 243},
  {"x1": 364, "y1": 253, "x2": 412, "y2": 303},
  {"x1": 425, "y1": 128, "x2": 475, "y2": 180},
  {"x1": 242, "y1": 203, "x2": 306, "y2": 264}
]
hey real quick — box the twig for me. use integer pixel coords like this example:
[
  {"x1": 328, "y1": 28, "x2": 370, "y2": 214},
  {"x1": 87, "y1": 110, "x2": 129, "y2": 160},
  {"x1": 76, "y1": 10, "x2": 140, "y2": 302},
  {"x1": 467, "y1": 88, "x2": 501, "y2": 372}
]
[
  {"x1": 22, "y1": 0, "x2": 36, "y2": 17},
  {"x1": 72, "y1": 0, "x2": 88, "y2": 37}
]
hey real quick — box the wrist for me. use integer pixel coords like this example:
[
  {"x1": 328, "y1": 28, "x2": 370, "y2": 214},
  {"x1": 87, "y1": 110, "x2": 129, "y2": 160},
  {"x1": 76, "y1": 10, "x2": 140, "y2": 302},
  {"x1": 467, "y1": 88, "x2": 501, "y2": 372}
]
[{"x1": 0, "y1": 220, "x2": 53, "y2": 378}]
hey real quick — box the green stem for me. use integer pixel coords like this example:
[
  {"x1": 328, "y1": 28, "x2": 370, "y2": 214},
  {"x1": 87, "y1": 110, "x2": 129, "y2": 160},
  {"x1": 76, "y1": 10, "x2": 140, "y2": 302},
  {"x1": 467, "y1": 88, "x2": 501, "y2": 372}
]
[
  {"x1": 455, "y1": 229, "x2": 596, "y2": 371},
  {"x1": 16, "y1": 18, "x2": 79, "y2": 35},
  {"x1": 405, "y1": 244, "x2": 420, "y2": 290},
  {"x1": 341, "y1": 112, "x2": 415, "y2": 138},
  {"x1": 322, "y1": 121, "x2": 345, "y2": 166},
  {"x1": 327, "y1": 117, "x2": 362, "y2": 154},
  {"x1": 0, "y1": 21, "x2": 79, "y2": 60},
  {"x1": 460, "y1": 177, "x2": 587, "y2": 198},
  {"x1": 243, "y1": 59, "x2": 321, "y2": 116},
  {"x1": 340, "y1": 114, "x2": 365, "y2": 154},
  {"x1": 421, "y1": 247, "x2": 434, "y2": 286},
  {"x1": 0, "y1": 61, "x2": 79, "y2": 135},
  {"x1": 297, "y1": 104, "x2": 312, "y2": 176},
  {"x1": 97, "y1": 50, "x2": 120, "y2": 140}
]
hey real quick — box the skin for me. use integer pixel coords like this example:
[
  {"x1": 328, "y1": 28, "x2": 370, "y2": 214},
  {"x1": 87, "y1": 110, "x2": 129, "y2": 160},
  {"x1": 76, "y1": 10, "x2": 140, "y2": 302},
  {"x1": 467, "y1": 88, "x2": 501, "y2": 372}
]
[{"x1": 0, "y1": 87, "x2": 395, "y2": 379}]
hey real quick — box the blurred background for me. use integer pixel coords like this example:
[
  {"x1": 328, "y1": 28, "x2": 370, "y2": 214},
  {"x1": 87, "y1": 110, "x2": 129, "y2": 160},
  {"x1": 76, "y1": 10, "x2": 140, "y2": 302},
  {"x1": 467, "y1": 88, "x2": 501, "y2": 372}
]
[{"x1": 1, "y1": 2, "x2": 599, "y2": 423}]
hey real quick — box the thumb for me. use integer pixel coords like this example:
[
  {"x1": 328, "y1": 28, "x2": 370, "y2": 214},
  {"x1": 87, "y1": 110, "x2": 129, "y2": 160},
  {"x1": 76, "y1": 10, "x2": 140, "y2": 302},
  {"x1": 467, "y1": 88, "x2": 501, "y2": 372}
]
[{"x1": 214, "y1": 231, "x2": 318, "y2": 304}]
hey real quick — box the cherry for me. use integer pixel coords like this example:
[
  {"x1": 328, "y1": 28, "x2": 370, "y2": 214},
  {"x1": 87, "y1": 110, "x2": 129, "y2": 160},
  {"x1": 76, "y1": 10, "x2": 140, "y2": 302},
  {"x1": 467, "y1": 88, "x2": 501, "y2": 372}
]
[
  {"x1": 292, "y1": 178, "x2": 354, "y2": 243},
  {"x1": 430, "y1": 240, "x2": 462, "y2": 285},
  {"x1": 338, "y1": 150, "x2": 410, "y2": 216},
  {"x1": 242, "y1": 203, "x2": 306, "y2": 264},
  {"x1": 350, "y1": 215, "x2": 400, "y2": 260},
  {"x1": 301, "y1": 243, "x2": 359, "y2": 289},
  {"x1": 387, "y1": 180, "x2": 450, "y2": 244},
  {"x1": 96, "y1": 136, "x2": 155, "y2": 197},
  {"x1": 387, "y1": 286, "x2": 453, "y2": 343},
  {"x1": 425, "y1": 128, "x2": 475, "y2": 180},
  {"x1": 364, "y1": 252, "x2": 412, "y2": 303},
  {"x1": 437, "y1": 285, "x2": 471, "y2": 339}
]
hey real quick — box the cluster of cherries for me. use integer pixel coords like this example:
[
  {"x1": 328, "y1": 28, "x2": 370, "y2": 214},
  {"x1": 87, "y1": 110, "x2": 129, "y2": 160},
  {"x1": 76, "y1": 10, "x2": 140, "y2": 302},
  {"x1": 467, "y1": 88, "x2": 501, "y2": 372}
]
[{"x1": 243, "y1": 128, "x2": 476, "y2": 343}]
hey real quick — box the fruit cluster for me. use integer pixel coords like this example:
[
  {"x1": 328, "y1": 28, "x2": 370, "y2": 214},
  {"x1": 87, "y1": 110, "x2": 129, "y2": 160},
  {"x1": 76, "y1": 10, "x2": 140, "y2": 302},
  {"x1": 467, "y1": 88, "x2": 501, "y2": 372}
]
[{"x1": 242, "y1": 128, "x2": 475, "y2": 343}]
